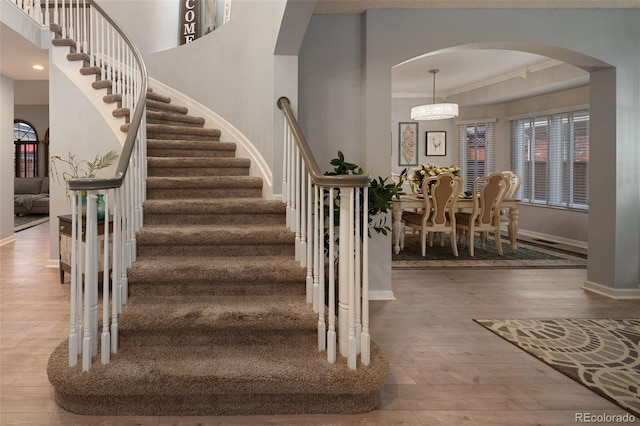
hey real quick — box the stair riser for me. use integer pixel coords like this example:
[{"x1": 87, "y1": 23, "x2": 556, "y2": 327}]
[
  {"x1": 146, "y1": 188, "x2": 262, "y2": 199},
  {"x1": 143, "y1": 213, "x2": 286, "y2": 226},
  {"x1": 147, "y1": 133, "x2": 221, "y2": 142},
  {"x1": 119, "y1": 330, "x2": 316, "y2": 348},
  {"x1": 147, "y1": 119, "x2": 204, "y2": 128},
  {"x1": 128, "y1": 281, "x2": 306, "y2": 297},
  {"x1": 147, "y1": 149, "x2": 235, "y2": 158},
  {"x1": 147, "y1": 168, "x2": 250, "y2": 177},
  {"x1": 137, "y1": 244, "x2": 294, "y2": 258},
  {"x1": 53, "y1": 389, "x2": 384, "y2": 416}
]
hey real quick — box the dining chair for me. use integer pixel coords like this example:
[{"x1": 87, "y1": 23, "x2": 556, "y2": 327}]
[
  {"x1": 401, "y1": 173, "x2": 463, "y2": 256},
  {"x1": 500, "y1": 171, "x2": 521, "y2": 241},
  {"x1": 455, "y1": 172, "x2": 509, "y2": 256}
]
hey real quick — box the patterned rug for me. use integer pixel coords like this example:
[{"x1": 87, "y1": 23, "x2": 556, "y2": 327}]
[
  {"x1": 474, "y1": 318, "x2": 640, "y2": 416},
  {"x1": 392, "y1": 233, "x2": 587, "y2": 269},
  {"x1": 14, "y1": 214, "x2": 49, "y2": 232}
]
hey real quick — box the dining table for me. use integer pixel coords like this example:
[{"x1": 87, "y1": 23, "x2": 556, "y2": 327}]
[{"x1": 391, "y1": 193, "x2": 520, "y2": 255}]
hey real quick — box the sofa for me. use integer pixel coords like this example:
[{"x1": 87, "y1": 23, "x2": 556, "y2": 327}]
[{"x1": 14, "y1": 177, "x2": 50, "y2": 216}]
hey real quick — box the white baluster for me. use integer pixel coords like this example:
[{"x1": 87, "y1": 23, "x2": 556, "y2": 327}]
[
  {"x1": 316, "y1": 185, "x2": 326, "y2": 351},
  {"x1": 347, "y1": 188, "x2": 357, "y2": 370},
  {"x1": 355, "y1": 188, "x2": 362, "y2": 355},
  {"x1": 361, "y1": 187, "x2": 371, "y2": 365},
  {"x1": 338, "y1": 187, "x2": 352, "y2": 357},
  {"x1": 82, "y1": 192, "x2": 97, "y2": 371},
  {"x1": 300, "y1": 162, "x2": 307, "y2": 267},
  {"x1": 305, "y1": 174, "x2": 313, "y2": 303},
  {"x1": 68, "y1": 191, "x2": 79, "y2": 366},
  {"x1": 101, "y1": 191, "x2": 111, "y2": 364},
  {"x1": 327, "y1": 187, "x2": 336, "y2": 364}
]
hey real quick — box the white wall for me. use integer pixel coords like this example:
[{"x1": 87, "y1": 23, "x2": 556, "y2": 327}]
[
  {"x1": 47, "y1": 49, "x2": 122, "y2": 263},
  {"x1": 145, "y1": 0, "x2": 288, "y2": 193},
  {"x1": 0, "y1": 74, "x2": 15, "y2": 244},
  {"x1": 298, "y1": 8, "x2": 640, "y2": 296},
  {"x1": 96, "y1": 0, "x2": 179, "y2": 58}
]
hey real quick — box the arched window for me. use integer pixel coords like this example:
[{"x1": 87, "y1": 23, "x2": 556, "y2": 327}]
[{"x1": 14, "y1": 120, "x2": 39, "y2": 177}]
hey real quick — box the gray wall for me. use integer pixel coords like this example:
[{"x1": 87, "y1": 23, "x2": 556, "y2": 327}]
[
  {"x1": 0, "y1": 75, "x2": 14, "y2": 243},
  {"x1": 298, "y1": 9, "x2": 640, "y2": 296}
]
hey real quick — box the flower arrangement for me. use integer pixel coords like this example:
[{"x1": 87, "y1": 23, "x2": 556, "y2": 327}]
[{"x1": 410, "y1": 163, "x2": 461, "y2": 193}]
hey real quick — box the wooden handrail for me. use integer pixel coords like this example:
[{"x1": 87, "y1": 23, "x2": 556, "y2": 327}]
[
  {"x1": 277, "y1": 97, "x2": 370, "y2": 188},
  {"x1": 68, "y1": 0, "x2": 148, "y2": 192}
]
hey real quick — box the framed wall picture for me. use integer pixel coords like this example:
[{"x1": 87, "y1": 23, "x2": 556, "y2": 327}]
[
  {"x1": 398, "y1": 122, "x2": 419, "y2": 166},
  {"x1": 426, "y1": 131, "x2": 446, "y2": 156}
]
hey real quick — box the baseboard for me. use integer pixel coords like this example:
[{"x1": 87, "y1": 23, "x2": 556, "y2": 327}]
[
  {"x1": 0, "y1": 235, "x2": 16, "y2": 247},
  {"x1": 513, "y1": 228, "x2": 588, "y2": 250},
  {"x1": 582, "y1": 280, "x2": 640, "y2": 300},
  {"x1": 368, "y1": 290, "x2": 396, "y2": 301},
  {"x1": 47, "y1": 259, "x2": 60, "y2": 268}
]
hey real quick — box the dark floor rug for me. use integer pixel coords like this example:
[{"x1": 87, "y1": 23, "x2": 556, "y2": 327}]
[
  {"x1": 392, "y1": 233, "x2": 587, "y2": 269},
  {"x1": 474, "y1": 318, "x2": 640, "y2": 416},
  {"x1": 14, "y1": 214, "x2": 49, "y2": 232}
]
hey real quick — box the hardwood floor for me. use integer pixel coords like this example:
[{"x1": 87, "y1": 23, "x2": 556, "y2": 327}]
[{"x1": 1, "y1": 222, "x2": 637, "y2": 425}]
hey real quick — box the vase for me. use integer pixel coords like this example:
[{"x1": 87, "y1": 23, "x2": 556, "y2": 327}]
[{"x1": 96, "y1": 194, "x2": 106, "y2": 221}]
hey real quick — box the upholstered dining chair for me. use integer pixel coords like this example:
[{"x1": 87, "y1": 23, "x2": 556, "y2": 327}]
[
  {"x1": 401, "y1": 173, "x2": 463, "y2": 257},
  {"x1": 455, "y1": 172, "x2": 509, "y2": 257}
]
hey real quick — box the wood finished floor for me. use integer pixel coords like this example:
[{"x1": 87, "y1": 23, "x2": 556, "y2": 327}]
[{"x1": 1, "y1": 222, "x2": 638, "y2": 425}]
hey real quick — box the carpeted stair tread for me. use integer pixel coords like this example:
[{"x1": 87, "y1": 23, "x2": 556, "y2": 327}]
[
  {"x1": 148, "y1": 139, "x2": 236, "y2": 151},
  {"x1": 147, "y1": 157, "x2": 250, "y2": 168},
  {"x1": 146, "y1": 110, "x2": 206, "y2": 126},
  {"x1": 144, "y1": 198, "x2": 284, "y2": 214},
  {"x1": 127, "y1": 256, "x2": 306, "y2": 284},
  {"x1": 136, "y1": 224, "x2": 294, "y2": 246},
  {"x1": 147, "y1": 139, "x2": 236, "y2": 158},
  {"x1": 146, "y1": 99, "x2": 188, "y2": 115},
  {"x1": 142, "y1": 200, "x2": 285, "y2": 225},
  {"x1": 146, "y1": 176, "x2": 262, "y2": 189},
  {"x1": 47, "y1": 340, "x2": 388, "y2": 406},
  {"x1": 119, "y1": 294, "x2": 317, "y2": 333},
  {"x1": 127, "y1": 123, "x2": 221, "y2": 138}
]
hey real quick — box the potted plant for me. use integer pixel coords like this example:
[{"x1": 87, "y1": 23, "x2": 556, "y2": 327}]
[
  {"x1": 50, "y1": 150, "x2": 119, "y2": 219},
  {"x1": 324, "y1": 150, "x2": 406, "y2": 238}
]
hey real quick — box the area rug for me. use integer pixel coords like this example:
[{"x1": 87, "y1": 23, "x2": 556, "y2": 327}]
[
  {"x1": 14, "y1": 214, "x2": 49, "y2": 232},
  {"x1": 392, "y1": 233, "x2": 587, "y2": 269},
  {"x1": 474, "y1": 318, "x2": 640, "y2": 416}
]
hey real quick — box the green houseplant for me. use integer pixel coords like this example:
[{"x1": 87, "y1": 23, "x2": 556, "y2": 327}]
[{"x1": 324, "y1": 150, "x2": 406, "y2": 237}]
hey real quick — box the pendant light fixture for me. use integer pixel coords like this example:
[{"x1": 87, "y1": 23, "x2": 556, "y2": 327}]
[{"x1": 411, "y1": 69, "x2": 459, "y2": 121}]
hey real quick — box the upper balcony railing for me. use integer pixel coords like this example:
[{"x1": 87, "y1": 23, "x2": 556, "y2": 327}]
[{"x1": 277, "y1": 97, "x2": 372, "y2": 370}]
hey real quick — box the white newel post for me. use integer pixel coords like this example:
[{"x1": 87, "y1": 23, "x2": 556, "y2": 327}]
[{"x1": 338, "y1": 187, "x2": 353, "y2": 357}]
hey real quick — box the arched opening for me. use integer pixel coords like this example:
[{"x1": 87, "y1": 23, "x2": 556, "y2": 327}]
[{"x1": 389, "y1": 43, "x2": 614, "y2": 256}]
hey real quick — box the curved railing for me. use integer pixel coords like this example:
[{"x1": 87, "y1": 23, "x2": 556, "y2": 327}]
[
  {"x1": 20, "y1": 0, "x2": 148, "y2": 371},
  {"x1": 277, "y1": 97, "x2": 372, "y2": 369}
]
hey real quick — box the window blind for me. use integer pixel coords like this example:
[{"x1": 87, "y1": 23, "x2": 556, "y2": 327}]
[
  {"x1": 511, "y1": 110, "x2": 589, "y2": 210},
  {"x1": 458, "y1": 122, "x2": 496, "y2": 192}
]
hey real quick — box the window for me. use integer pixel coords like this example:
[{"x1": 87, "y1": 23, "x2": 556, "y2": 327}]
[
  {"x1": 511, "y1": 110, "x2": 589, "y2": 210},
  {"x1": 458, "y1": 121, "x2": 496, "y2": 192},
  {"x1": 14, "y1": 120, "x2": 39, "y2": 178}
]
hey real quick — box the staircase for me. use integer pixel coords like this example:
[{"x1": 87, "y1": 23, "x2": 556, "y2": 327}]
[{"x1": 46, "y1": 39, "x2": 388, "y2": 415}]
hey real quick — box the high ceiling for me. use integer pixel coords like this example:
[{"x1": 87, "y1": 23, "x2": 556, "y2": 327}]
[{"x1": 4, "y1": 0, "x2": 637, "y2": 105}]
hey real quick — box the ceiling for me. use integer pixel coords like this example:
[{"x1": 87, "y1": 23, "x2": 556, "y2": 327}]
[{"x1": 4, "y1": 0, "x2": 637, "y2": 106}]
